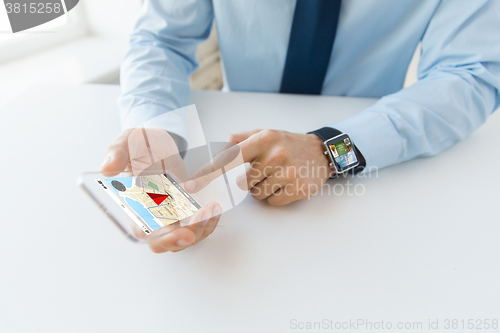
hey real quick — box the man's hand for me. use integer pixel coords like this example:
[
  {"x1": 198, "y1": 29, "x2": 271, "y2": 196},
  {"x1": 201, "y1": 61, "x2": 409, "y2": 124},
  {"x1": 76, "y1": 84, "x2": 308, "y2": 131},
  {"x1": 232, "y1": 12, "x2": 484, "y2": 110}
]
[
  {"x1": 99, "y1": 128, "x2": 183, "y2": 178},
  {"x1": 231, "y1": 129, "x2": 331, "y2": 205},
  {"x1": 100, "y1": 128, "x2": 222, "y2": 253},
  {"x1": 186, "y1": 129, "x2": 332, "y2": 206}
]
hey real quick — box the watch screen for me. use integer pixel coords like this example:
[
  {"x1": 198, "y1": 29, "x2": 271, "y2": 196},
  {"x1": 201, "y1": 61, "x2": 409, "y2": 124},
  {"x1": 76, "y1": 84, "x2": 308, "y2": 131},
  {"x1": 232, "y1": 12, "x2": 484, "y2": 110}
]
[{"x1": 329, "y1": 137, "x2": 358, "y2": 169}]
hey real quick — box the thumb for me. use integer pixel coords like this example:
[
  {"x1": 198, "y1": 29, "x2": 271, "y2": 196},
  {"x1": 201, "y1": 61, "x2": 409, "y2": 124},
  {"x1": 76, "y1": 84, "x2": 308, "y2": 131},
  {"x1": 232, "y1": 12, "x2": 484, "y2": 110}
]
[
  {"x1": 99, "y1": 146, "x2": 130, "y2": 176},
  {"x1": 226, "y1": 129, "x2": 262, "y2": 144},
  {"x1": 99, "y1": 130, "x2": 133, "y2": 176}
]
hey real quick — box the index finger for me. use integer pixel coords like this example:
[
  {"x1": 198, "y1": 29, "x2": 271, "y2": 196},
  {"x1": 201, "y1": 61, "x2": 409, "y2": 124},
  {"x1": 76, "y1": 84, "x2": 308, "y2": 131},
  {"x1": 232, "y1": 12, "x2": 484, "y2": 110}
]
[{"x1": 184, "y1": 137, "x2": 262, "y2": 193}]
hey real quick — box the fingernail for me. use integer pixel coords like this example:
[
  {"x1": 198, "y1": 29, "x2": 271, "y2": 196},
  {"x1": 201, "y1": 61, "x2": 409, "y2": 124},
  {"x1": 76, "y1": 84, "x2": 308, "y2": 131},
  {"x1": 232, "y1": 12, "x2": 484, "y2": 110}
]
[
  {"x1": 184, "y1": 180, "x2": 196, "y2": 192},
  {"x1": 212, "y1": 205, "x2": 222, "y2": 217},
  {"x1": 201, "y1": 209, "x2": 211, "y2": 225},
  {"x1": 176, "y1": 239, "x2": 193, "y2": 247},
  {"x1": 99, "y1": 156, "x2": 112, "y2": 171}
]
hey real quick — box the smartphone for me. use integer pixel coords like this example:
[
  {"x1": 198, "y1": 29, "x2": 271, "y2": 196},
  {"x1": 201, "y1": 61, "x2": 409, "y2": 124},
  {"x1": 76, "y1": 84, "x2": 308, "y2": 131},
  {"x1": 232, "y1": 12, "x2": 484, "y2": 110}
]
[
  {"x1": 79, "y1": 143, "x2": 250, "y2": 242},
  {"x1": 79, "y1": 171, "x2": 204, "y2": 242}
]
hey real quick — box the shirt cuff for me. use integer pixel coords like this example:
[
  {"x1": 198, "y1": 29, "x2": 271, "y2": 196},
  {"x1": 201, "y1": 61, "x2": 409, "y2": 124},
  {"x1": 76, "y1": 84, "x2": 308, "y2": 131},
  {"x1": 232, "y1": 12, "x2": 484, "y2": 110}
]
[{"x1": 332, "y1": 111, "x2": 403, "y2": 170}]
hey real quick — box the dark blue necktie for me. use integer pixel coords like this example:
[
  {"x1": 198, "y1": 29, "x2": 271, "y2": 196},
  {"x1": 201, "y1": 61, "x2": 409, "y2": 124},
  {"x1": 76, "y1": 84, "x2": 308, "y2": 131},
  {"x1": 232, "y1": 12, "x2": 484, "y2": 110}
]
[{"x1": 280, "y1": 0, "x2": 342, "y2": 95}]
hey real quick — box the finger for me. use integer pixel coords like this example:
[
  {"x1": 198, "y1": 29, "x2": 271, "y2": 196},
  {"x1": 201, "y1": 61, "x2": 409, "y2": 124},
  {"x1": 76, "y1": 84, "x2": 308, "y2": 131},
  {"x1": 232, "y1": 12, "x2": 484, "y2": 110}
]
[
  {"x1": 267, "y1": 185, "x2": 306, "y2": 206},
  {"x1": 243, "y1": 153, "x2": 291, "y2": 189},
  {"x1": 148, "y1": 203, "x2": 222, "y2": 253},
  {"x1": 171, "y1": 215, "x2": 221, "y2": 253},
  {"x1": 185, "y1": 144, "x2": 246, "y2": 193},
  {"x1": 250, "y1": 176, "x2": 289, "y2": 200},
  {"x1": 201, "y1": 212, "x2": 221, "y2": 239},
  {"x1": 100, "y1": 129, "x2": 134, "y2": 176},
  {"x1": 226, "y1": 129, "x2": 262, "y2": 144},
  {"x1": 180, "y1": 202, "x2": 220, "y2": 235},
  {"x1": 187, "y1": 203, "x2": 222, "y2": 248},
  {"x1": 182, "y1": 204, "x2": 214, "y2": 241},
  {"x1": 147, "y1": 227, "x2": 197, "y2": 253},
  {"x1": 148, "y1": 208, "x2": 208, "y2": 254},
  {"x1": 185, "y1": 132, "x2": 269, "y2": 193},
  {"x1": 234, "y1": 160, "x2": 267, "y2": 191},
  {"x1": 237, "y1": 130, "x2": 270, "y2": 162},
  {"x1": 248, "y1": 161, "x2": 268, "y2": 187},
  {"x1": 128, "y1": 127, "x2": 180, "y2": 176}
]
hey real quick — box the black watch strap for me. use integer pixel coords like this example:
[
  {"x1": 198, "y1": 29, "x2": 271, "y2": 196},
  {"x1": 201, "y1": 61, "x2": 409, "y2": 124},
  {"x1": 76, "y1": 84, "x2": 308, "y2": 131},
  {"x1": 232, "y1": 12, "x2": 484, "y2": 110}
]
[
  {"x1": 308, "y1": 127, "x2": 343, "y2": 142},
  {"x1": 308, "y1": 127, "x2": 366, "y2": 175}
]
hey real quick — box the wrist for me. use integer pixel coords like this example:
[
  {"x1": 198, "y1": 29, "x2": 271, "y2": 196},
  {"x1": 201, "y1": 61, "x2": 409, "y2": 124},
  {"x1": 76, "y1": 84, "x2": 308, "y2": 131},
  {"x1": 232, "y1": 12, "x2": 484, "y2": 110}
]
[
  {"x1": 306, "y1": 133, "x2": 323, "y2": 143},
  {"x1": 306, "y1": 133, "x2": 335, "y2": 178}
]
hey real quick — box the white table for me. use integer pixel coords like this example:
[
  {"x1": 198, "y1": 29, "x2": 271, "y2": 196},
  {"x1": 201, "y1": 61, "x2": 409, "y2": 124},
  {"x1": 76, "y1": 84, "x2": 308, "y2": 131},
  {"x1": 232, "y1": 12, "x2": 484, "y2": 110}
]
[{"x1": 1, "y1": 84, "x2": 499, "y2": 333}]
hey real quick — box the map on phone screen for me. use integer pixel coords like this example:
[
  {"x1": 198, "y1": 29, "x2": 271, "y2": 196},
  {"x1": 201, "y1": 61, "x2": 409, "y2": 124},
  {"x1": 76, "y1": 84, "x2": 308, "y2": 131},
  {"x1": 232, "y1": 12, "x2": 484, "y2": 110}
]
[{"x1": 102, "y1": 174, "x2": 200, "y2": 232}]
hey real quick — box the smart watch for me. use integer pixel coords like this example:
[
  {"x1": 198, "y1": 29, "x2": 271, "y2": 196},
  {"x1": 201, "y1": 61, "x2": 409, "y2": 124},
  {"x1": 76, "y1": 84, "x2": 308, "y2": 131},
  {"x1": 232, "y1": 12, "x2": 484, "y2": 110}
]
[{"x1": 308, "y1": 127, "x2": 366, "y2": 176}]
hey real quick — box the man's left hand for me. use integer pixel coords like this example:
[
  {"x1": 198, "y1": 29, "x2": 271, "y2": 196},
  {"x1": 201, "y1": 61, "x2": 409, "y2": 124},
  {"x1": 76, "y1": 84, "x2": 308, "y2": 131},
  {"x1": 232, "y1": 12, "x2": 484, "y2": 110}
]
[{"x1": 227, "y1": 129, "x2": 332, "y2": 206}]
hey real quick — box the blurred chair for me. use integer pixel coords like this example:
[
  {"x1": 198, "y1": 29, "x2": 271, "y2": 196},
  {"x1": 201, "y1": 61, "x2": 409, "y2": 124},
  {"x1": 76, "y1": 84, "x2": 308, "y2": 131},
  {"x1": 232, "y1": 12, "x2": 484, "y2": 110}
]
[{"x1": 189, "y1": 24, "x2": 224, "y2": 90}]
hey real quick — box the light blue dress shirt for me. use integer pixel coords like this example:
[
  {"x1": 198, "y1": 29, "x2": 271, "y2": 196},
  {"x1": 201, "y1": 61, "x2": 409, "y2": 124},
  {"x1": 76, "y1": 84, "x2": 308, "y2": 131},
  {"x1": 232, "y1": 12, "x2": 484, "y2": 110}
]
[{"x1": 119, "y1": 0, "x2": 500, "y2": 170}]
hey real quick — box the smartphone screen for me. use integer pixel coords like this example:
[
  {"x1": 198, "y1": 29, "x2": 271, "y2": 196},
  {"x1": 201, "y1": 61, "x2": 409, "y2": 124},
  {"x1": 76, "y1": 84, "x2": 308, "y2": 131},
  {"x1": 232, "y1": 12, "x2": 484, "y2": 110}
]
[{"x1": 97, "y1": 174, "x2": 201, "y2": 234}]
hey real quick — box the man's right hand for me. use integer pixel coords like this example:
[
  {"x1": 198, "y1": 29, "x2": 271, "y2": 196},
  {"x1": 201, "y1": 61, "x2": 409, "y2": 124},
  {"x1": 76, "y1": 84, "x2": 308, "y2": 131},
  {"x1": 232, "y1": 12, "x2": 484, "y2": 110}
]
[{"x1": 99, "y1": 128, "x2": 222, "y2": 253}]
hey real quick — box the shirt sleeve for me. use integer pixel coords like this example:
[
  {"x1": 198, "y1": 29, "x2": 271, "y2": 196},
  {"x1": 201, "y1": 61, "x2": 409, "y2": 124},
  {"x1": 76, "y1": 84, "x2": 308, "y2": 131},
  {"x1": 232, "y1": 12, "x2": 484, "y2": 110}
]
[
  {"x1": 118, "y1": 0, "x2": 214, "y2": 147},
  {"x1": 332, "y1": 0, "x2": 500, "y2": 171}
]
